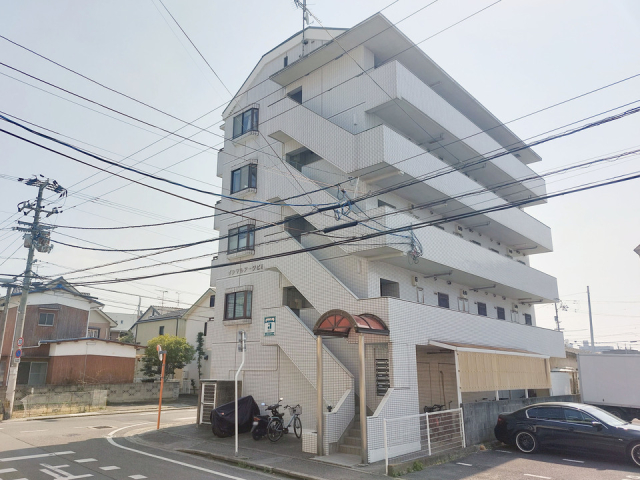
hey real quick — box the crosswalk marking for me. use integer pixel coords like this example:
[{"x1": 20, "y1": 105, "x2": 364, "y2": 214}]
[
  {"x1": 74, "y1": 460, "x2": 96, "y2": 464},
  {"x1": 129, "y1": 475, "x2": 147, "y2": 479},
  {"x1": 0, "y1": 468, "x2": 18, "y2": 473},
  {"x1": 99, "y1": 466, "x2": 120, "y2": 471}
]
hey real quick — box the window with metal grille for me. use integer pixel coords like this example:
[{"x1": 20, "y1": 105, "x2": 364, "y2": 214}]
[
  {"x1": 438, "y1": 292, "x2": 450, "y2": 309},
  {"x1": 225, "y1": 291, "x2": 252, "y2": 320},
  {"x1": 232, "y1": 108, "x2": 259, "y2": 138},
  {"x1": 209, "y1": 295, "x2": 215, "y2": 307},
  {"x1": 204, "y1": 322, "x2": 208, "y2": 336},
  {"x1": 230, "y1": 164, "x2": 257, "y2": 194},
  {"x1": 524, "y1": 313, "x2": 532, "y2": 325},
  {"x1": 380, "y1": 279, "x2": 400, "y2": 298},
  {"x1": 159, "y1": 326, "x2": 165, "y2": 335},
  {"x1": 477, "y1": 302, "x2": 487, "y2": 316},
  {"x1": 496, "y1": 307, "x2": 506, "y2": 320},
  {"x1": 38, "y1": 312, "x2": 54, "y2": 326},
  {"x1": 228, "y1": 225, "x2": 255, "y2": 253}
]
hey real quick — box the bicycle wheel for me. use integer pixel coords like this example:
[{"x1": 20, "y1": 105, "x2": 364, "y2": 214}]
[
  {"x1": 267, "y1": 418, "x2": 283, "y2": 442},
  {"x1": 293, "y1": 416, "x2": 302, "y2": 439}
]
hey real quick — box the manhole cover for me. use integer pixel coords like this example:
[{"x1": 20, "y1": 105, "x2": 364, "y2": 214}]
[{"x1": 90, "y1": 426, "x2": 113, "y2": 429}]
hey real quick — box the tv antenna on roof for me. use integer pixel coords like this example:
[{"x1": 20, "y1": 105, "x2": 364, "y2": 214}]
[{"x1": 294, "y1": 0, "x2": 313, "y2": 55}]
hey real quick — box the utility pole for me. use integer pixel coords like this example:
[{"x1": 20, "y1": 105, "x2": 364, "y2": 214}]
[
  {"x1": 0, "y1": 283, "x2": 15, "y2": 382},
  {"x1": 4, "y1": 176, "x2": 65, "y2": 418},
  {"x1": 587, "y1": 286, "x2": 595, "y2": 351}
]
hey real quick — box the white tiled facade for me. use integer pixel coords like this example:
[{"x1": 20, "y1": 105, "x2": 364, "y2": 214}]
[{"x1": 207, "y1": 14, "x2": 564, "y2": 462}]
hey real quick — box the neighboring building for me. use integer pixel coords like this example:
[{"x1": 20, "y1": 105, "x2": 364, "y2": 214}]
[
  {"x1": 550, "y1": 346, "x2": 579, "y2": 396},
  {"x1": 105, "y1": 312, "x2": 139, "y2": 340},
  {"x1": 181, "y1": 288, "x2": 215, "y2": 391},
  {"x1": 207, "y1": 14, "x2": 565, "y2": 462},
  {"x1": 131, "y1": 306, "x2": 188, "y2": 346},
  {"x1": 0, "y1": 277, "x2": 139, "y2": 386}
]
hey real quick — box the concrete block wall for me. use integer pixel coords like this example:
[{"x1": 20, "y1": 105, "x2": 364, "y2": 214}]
[{"x1": 462, "y1": 394, "x2": 581, "y2": 446}]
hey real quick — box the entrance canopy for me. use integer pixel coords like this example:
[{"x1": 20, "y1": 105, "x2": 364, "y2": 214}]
[
  {"x1": 428, "y1": 340, "x2": 551, "y2": 392},
  {"x1": 313, "y1": 309, "x2": 389, "y2": 337}
]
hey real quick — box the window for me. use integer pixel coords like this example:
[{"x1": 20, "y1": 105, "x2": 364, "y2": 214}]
[
  {"x1": 284, "y1": 56, "x2": 288, "y2": 67},
  {"x1": 38, "y1": 312, "x2": 54, "y2": 326},
  {"x1": 28, "y1": 362, "x2": 48, "y2": 385},
  {"x1": 232, "y1": 108, "x2": 259, "y2": 138},
  {"x1": 527, "y1": 406, "x2": 563, "y2": 420},
  {"x1": 524, "y1": 313, "x2": 532, "y2": 326},
  {"x1": 88, "y1": 328, "x2": 100, "y2": 338},
  {"x1": 496, "y1": 307, "x2": 506, "y2": 320},
  {"x1": 477, "y1": 302, "x2": 487, "y2": 316},
  {"x1": 438, "y1": 293, "x2": 449, "y2": 309},
  {"x1": 231, "y1": 164, "x2": 257, "y2": 194},
  {"x1": 225, "y1": 291, "x2": 252, "y2": 320},
  {"x1": 458, "y1": 297, "x2": 469, "y2": 312},
  {"x1": 159, "y1": 326, "x2": 165, "y2": 335},
  {"x1": 203, "y1": 322, "x2": 208, "y2": 337},
  {"x1": 209, "y1": 295, "x2": 216, "y2": 307},
  {"x1": 288, "y1": 87, "x2": 302, "y2": 104},
  {"x1": 228, "y1": 224, "x2": 255, "y2": 253},
  {"x1": 564, "y1": 408, "x2": 596, "y2": 424},
  {"x1": 380, "y1": 279, "x2": 400, "y2": 298}
]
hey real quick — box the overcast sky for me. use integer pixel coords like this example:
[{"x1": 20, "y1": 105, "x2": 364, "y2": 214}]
[{"x1": 0, "y1": 0, "x2": 638, "y2": 347}]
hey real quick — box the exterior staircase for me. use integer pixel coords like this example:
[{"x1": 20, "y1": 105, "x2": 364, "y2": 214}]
[{"x1": 338, "y1": 401, "x2": 362, "y2": 456}]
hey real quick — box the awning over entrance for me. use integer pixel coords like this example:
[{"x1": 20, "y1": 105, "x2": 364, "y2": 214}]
[
  {"x1": 429, "y1": 340, "x2": 552, "y2": 392},
  {"x1": 313, "y1": 309, "x2": 389, "y2": 337}
]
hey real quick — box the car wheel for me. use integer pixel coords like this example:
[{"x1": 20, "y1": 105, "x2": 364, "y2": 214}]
[
  {"x1": 630, "y1": 442, "x2": 640, "y2": 468},
  {"x1": 515, "y1": 431, "x2": 539, "y2": 454}
]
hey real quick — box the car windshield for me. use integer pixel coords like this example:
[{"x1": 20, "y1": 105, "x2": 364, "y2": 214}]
[{"x1": 587, "y1": 406, "x2": 629, "y2": 426}]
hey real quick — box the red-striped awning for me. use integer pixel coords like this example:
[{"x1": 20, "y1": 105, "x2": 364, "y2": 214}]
[{"x1": 313, "y1": 309, "x2": 389, "y2": 337}]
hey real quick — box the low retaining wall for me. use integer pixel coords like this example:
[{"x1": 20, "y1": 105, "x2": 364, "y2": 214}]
[
  {"x1": 461, "y1": 394, "x2": 581, "y2": 446},
  {"x1": 13, "y1": 381, "x2": 180, "y2": 404}
]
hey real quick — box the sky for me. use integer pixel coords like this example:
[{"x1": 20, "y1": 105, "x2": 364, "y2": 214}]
[{"x1": 0, "y1": 0, "x2": 638, "y2": 347}]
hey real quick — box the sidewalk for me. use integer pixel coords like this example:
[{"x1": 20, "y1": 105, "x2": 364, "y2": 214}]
[{"x1": 133, "y1": 422, "x2": 387, "y2": 480}]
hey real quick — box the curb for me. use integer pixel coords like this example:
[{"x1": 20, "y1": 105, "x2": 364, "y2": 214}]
[
  {"x1": 5, "y1": 405, "x2": 196, "y2": 422},
  {"x1": 177, "y1": 448, "x2": 330, "y2": 480}
]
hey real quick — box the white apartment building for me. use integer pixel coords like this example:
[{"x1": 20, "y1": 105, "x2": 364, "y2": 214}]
[{"x1": 206, "y1": 13, "x2": 565, "y2": 463}]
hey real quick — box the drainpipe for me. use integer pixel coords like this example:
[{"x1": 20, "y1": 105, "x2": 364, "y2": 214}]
[
  {"x1": 358, "y1": 333, "x2": 368, "y2": 464},
  {"x1": 316, "y1": 335, "x2": 323, "y2": 456}
]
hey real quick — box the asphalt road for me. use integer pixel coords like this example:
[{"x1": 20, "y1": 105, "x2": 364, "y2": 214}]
[
  {"x1": 0, "y1": 409, "x2": 284, "y2": 480},
  {"x1": 404, "y1": 445, "x2": 640, "y2": 480}
]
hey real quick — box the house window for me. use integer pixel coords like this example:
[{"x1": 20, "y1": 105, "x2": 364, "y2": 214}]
[
  {"x1": 458, "y1": 297, "x2": 469, "y2": 312},
  {"x1": 232, "y1": 108, "x2": 259, "y2": 138},
  {"x1": 29, "y1": 362, "x2": 48, "y2": 385},
  {"x1": 524, "y1": 313, "x2": 532, "y2": 326},
  {"x1": 88, "y1": 328, "x2": 100, "y2": 338},
  {"x1": 209, "y1": 295, "x2": 216, "y2": 307},
  {"x1": 204, "y1": 322, "x2": 208, "y2": 337},
  {"x1": 228, "y1": 225, "x2": 255, "y2": 253},
  {"x1": 231, "y1": 164, "x2": 257, "y2": 194},
  {"x1": 477, "y1": 302, "x2": 487, "y2": 316},
  {"x1": 225, "y1": 291, "x2": 253, "y2": 320},
  {"x1": 159, "y1": 326, "x2": 165, "y2": 335},
  {"x1": 496, "y1": 307, "x2": 506, "y2": 320},
  {"x1": 380, "y1": 279, "x2": 400, "y2": 298},
  {"x1": 38, "y1": 312, "x2": 54, "y2": 326},
  {"x1": 284, "y1": 56, "x2": 288, "y2": 67},
  {"x1": 437, "y1": 293, "x2": 449, "y2": 309}
]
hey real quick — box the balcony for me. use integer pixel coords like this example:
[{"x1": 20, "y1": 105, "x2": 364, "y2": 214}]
[
  {"x1": 367, "y1": 61, "x2": 546, "y2": 205},
  {"x1": 345, "y1": 207, "x2": 558, "y2": 302}
]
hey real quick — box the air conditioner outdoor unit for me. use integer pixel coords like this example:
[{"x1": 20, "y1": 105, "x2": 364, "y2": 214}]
[
  {"x1": 460, "y1": 289, "x2": 468, "y2": 298},
  {"x1": 411, "y1": 276, "x2": 420, "y2": 286}
]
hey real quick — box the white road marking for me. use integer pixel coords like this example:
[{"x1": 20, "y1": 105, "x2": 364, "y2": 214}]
[
  {"x1": 99, "y1": 466, "x2": 120, "y2": 471},
  {"x1": 562, "y1": 458, "x2": 584, "y2": 463},
  {"x1": 0, "y1": 468, "x2": 18, "y2": 473},
  {"x1": 495, "y1": 450, "x2": 512, "y2": 453},
  {"x1": 138, "y1": 412, "x2": 162, "y2": 416},
  {"x1": 175, "y1": 417, "x2": 195, "y2": 421},
  {"x1": 524, "y1": 475, "x2": 551, "y2": 479},
  {"x1": 129, "y1": 476, "x2": 147, "y2": 479},
  {"x1": 74, "y1": 459, "x2": 97, "y2": 463},
  {"x1": 106, "y1": 425, "x2": 248, "y2": 480},
  {"x1": 15, "y1": 478, "x2": 28, "y2": 480},
  {"x1": 40, "y1": 463, "x2": 93, "y2": 480},
  {"x1": 456, "y1": 462, "x2": 472, "y2": 466},
  {"x1": 21, "y1": 430, "x2": 48, "y2": 433},
  {"x1": 1, "y1": 452, "x2": 75, "y2": 462}
]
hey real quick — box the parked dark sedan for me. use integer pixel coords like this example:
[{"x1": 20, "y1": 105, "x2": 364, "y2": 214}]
[{"x1": 494, "y1": 402, "x2": 640, "y2": 467}]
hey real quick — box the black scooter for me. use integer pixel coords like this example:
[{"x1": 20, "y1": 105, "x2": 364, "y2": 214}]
[{"x1": 251, "y1": 398, "x2": 283, "y2": 440}]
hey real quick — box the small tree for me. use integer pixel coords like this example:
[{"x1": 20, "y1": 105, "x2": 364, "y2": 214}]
[
  {"x1": 195, "y1": 332, "x2": 205, "y2": 380},
  {"x1": 142, "y1": 334, "x2": 195, "y2": 379},
  {"x1": 119, "y1": 331, "x2": 135, "y2": 344}
]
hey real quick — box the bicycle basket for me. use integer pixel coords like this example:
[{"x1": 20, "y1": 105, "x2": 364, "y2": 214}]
[{"x1": 289, "y1": 405, "x2": 302, "y2": 415}]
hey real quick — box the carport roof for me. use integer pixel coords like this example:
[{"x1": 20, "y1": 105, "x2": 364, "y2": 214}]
[{"x1": 428, "y1": 340, "x2": 549, "y2": 358}]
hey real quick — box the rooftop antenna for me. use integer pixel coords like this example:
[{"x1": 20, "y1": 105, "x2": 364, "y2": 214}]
[{"x1": 294, "y1": 0, "x2": 312, "y2": 55}]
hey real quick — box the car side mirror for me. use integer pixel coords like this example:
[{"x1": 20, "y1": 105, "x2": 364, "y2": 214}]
[{"x1": 592, "y1": 421, "x2": 603, "y2": 431}]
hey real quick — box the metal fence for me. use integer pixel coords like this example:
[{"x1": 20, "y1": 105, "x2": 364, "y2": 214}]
[{"x1": 383, "y1": 408, "x2": 465, "y2": 474}]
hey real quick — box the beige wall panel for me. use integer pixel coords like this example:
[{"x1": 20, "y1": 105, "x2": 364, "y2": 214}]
[{"x1": 458, "y1": 352, "x2": 551, "y2": 392}]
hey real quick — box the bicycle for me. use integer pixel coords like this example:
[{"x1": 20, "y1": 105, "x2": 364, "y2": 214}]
[{"x1": 267, "y1": 404, "x2": 302, "y2": 442}]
